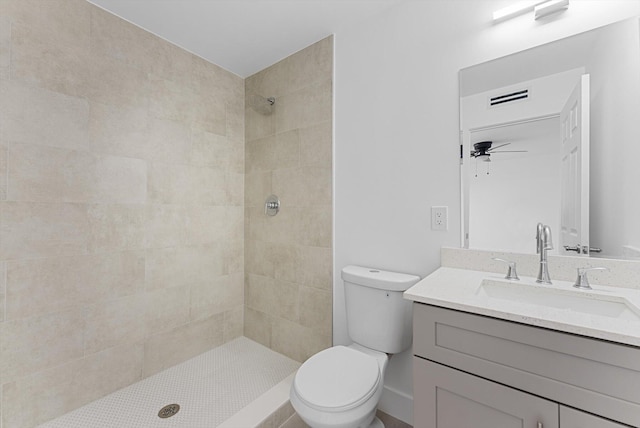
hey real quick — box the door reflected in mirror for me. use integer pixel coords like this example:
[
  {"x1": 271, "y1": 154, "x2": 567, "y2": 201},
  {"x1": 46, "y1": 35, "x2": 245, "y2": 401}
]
[{"x1": 459, "y1": 17, "x2": 640, "y2": 260}]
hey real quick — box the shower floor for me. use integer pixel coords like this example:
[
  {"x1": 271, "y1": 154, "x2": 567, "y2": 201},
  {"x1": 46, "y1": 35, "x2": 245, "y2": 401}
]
[{"x1": 38, "y1": 337, "x2": 300, "y2": 428}]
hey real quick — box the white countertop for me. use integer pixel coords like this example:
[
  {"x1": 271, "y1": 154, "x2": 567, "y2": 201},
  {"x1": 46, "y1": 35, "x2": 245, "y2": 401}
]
[{"x1": 404, "y1": 267, "x2": 640, "y2": 347}]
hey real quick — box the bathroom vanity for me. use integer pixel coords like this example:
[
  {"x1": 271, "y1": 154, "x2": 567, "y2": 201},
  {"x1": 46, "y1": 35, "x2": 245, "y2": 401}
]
[{"x1": 404, "y1": 263, "x2": 640, "y2": 428}]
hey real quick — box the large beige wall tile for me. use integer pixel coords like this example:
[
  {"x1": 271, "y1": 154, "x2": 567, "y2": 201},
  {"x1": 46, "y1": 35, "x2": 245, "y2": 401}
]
[
  {"x1": 0, "y1": 308, "x2": 84, "y2": 384},
  {"x1": 187, "y1": 205, "x2": 244, "y2": 245},
  {"x1": 245, "y1": 104, "x2": 276, "y2": 142},
  {"x1": 246, "y1": 59, "x2": 286, "y2": 101},
  {"x1": 144, "y1": 285, "x2": 191, "y2": 335},
  {"x1": 8, "y1": 144, "x2": 147, "y2": 203},
  {"x1": 191, "y1": 55, "x2": 243, "y2": 104},
  {"x1": 246, "y1": 274, "x2": 299, "y2": 322},
  {"x1": 223, "y1": 239, "x2": 245, "y2": 275},
  {"x1": 226, "y1": 97, "x2": 246, "y2": 143},
  {"x1": 0, "y1": 80, "x2": 89, "y2": 149},
  {"x1": 0, "y1": 17, "x2": 11, "y2": 79},
  {"x1": 0, "y1": 202, "x2": 90, "y2": 260},
  {"x1": 301, "y1": 246, "x2": 333, "y2": 291},
  {"x1": 86, "y1": 54, "x2": 150, "y2": 109},
  {"x1": 244, "y1": 307, "x2": 272, "y2": 348},
  {"x1": 148, "y1": 162, "x2": 241, "y2": 206},
  {"x1": 1, "y1": 0, "x2": 91, "y2": 50},
  {"x1": 88, "y1": 101, "x2": 150, "y2": 159},
  {"x1": 190, "y1": 273, "x2": 244, "y2": 320},
  {"x1": 5, "y1": 252, "x2": 144, "y2": 321},
  {"x1": 151, "y1": 70, "x2": 228, "y2": 133},
  {"x1": 275, "y1": 79, "x2": 332, "y2": 133},
  {"x1": 0, "y1": 262, "x2": 5, "y2": 322},
  {"x1": 2, "y1": 343, "x2": 143, "y2": 428},
  {"x1": 3, "y1": 202, "x2": 146, "y2": 259},
  {"x1": 145, "y1": 245, "x2": 225, "y2": 291},
  {"x1": 246, "y1": 130, "x2": 300, "y2": 173},
  {"x1": 245, "y1": 171, "x2": 272, "y2": 208},
  {"x1": 245, "y1": 241, "x2": 302, "y2": 283},
  {"x1": 10, "y1": 21, "x2": 90, "y2": 98},
  {"x1": 247, "y1": 206, "x2": 301, "y2": 244},
  {"x1": 83, "y1": 294, "x2": 146, "y2": 354},
  {"x1": 145, "y1": 117, "x2": 192, "y2": 164},
  {"x1": 299, "y1": 287, "x2": 332, "y2": 337},
  {"x1": 300, "y1": 121, "x2": 332, "y2": 168},
  {"x1": 0, "y1": 140, "x2": 6, "y2": 200},
  {"x1": 285, "y1": 37, "x2": 333, "y2": 94},
  {"x1": 298, "y1": 206, "x2": 332, "y2": 248},
  {"x1": 143, "y1": 314, "x2": 225, "y2": 377},
  {"x1": 87, "y1": 204, "x2": 146, "y2": 253},
  {"x1": 190, "y1": 128, "x2": 244, "y2": 173},
  {"x1": 223, "y1": 305, "x2": 244, "y2": 342},
  {"x1": 271, "y1": 318, "x2": 330, "y2": 362},
  {"x1": 89, "y1": 5, "x2": 160, "y2": 74},
  {"x1": 144, "y1": 204, "x2": 189, "y2": 249},
  {"x1": 192, "y1": 91, "x2": 228, "y2": 136},
  {"x1": 272, "y1": 167, "x2": 331, "y2": 207},
  {"x1": 271, "y1": 168, "x2": 301, "y2": 207}
]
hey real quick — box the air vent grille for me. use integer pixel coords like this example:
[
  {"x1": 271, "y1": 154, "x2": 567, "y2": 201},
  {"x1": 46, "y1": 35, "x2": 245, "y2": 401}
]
[{"x1": 489, "y1": 89, "x2": 529, "y2": 106}]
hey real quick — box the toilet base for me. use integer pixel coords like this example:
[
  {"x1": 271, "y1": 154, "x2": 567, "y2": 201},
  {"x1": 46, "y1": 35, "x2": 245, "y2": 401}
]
[{"x1": 369, "y1": 416, "x2": 384, "y2": 428}]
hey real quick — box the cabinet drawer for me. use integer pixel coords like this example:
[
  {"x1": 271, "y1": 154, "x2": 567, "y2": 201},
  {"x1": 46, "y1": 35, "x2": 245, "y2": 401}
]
[
  {"x1": 560, "y1": 406, "x2": 628, "y2": 428},
  {"x1": 414, "y1": 357, "x2": 558, "y2": 428},
  {"x1": 413, "y1": 303, "x2": 640, "y2": 427}
]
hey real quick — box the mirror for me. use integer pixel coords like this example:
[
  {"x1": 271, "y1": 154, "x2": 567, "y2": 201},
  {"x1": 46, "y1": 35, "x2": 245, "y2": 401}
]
[{"x1": 459, "y1": 17, "x2": 640, "y2": 260}]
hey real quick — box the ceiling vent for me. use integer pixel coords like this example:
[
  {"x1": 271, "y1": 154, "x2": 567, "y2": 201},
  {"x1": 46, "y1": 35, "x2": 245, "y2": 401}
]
[{"x1": 488, "y1": 88, "x2": 529, "y2": 107}]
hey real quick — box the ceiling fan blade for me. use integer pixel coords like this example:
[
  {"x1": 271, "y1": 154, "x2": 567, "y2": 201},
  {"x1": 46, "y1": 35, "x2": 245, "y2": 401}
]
[
  {"x1": 492, "y1": 150, "x2": 528, "y2": 153},
  {"x1": 487, "y1": 142, "x2": 511, "y2": 152}
]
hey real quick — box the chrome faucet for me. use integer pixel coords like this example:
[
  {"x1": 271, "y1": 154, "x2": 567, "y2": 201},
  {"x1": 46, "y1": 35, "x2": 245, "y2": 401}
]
[{"x1": 536, "y1": 223, "x2": 553, "y2": 284}]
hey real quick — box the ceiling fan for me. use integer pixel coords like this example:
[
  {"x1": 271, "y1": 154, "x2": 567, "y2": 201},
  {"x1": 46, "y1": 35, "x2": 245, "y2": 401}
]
[{"x1": 470, "y1": 141, "x2": 527, "y2": 162}]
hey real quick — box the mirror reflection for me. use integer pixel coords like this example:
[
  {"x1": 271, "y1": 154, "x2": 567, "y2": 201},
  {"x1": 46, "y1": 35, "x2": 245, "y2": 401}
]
[{"x1": 459, "y1": 17, "x2": 640, "y2": 260}]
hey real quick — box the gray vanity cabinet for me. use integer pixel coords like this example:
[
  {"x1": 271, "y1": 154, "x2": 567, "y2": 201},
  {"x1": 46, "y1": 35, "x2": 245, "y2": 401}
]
[{"x1": 412, "y1": 303, "x2": 640, "y2": 428}]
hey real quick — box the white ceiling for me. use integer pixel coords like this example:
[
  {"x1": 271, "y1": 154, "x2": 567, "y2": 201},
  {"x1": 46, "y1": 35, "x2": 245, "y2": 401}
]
[{"x1": 88, "y1": 0, "x2": 402, "y2": 78}]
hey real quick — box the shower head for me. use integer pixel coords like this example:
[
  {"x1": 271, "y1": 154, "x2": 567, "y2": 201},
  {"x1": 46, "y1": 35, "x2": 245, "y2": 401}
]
[{"x1": 248, "y1": 94, "x2": 275, "y2": 115}]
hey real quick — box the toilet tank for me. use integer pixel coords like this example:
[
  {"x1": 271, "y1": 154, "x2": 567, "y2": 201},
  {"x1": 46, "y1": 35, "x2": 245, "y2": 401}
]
[{"x1": 342, "y1": 265, "x2": 420, "y2": 354}]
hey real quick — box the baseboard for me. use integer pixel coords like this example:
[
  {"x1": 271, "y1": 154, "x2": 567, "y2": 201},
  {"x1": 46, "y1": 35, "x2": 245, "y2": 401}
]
[{"x1": 378, "y1": 385, "x2": 413, "y2": 426}]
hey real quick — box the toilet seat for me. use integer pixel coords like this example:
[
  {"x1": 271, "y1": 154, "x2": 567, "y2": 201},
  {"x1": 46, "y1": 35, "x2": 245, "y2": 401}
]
[{"x1": 292, "y1": 346, "x2": 381, "y2": 413}]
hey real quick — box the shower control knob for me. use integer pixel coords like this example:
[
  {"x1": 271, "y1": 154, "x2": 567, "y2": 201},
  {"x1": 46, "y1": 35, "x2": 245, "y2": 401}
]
[{"x1": 264, "y1": 195, "x2": 280, "y2": 216}]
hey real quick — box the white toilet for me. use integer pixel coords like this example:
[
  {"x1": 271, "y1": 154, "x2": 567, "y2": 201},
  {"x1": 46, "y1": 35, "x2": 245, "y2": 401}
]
[{"x1": 290, "y1": 265, "x2": 420, "y2": 428}]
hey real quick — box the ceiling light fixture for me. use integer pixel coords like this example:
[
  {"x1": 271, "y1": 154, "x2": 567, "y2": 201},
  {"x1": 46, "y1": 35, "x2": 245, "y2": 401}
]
[{"x1": 493, "y1": 0, "x2": 569, "y2": 23}]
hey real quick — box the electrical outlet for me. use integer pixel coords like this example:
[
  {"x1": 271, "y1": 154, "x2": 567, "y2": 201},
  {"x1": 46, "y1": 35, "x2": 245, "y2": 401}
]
[{"x1": 431, "y1": 206, "x2": 448, "y2": 231}]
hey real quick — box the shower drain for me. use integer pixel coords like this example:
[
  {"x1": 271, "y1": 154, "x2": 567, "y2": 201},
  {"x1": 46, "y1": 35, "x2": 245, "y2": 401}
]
[{"x1": 158, "y1": 404, "x2": 180, "y2": 419}]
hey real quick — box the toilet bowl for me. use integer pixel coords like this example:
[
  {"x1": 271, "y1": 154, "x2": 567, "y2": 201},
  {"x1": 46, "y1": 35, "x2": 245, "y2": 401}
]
[
  {"x1": 290, "y1": 344, "x2": 387, "y2": 428},
  {"x1": 290, "y1": 265, "x2": 420, "y2": 428}
]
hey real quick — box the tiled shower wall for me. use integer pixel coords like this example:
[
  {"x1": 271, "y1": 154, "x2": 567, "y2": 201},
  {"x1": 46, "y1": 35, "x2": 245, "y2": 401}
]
[
  {"x1": 244, "y1": 37, "x2": 333, "y2": 362},
  {"x1": 0, "y1": 1, "x2": 245, "y2": 426}
]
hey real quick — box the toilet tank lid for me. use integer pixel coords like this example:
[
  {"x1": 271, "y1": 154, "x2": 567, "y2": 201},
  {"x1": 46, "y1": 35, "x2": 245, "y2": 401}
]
[{"x1": 341, "y1": 265, "x2": 421, "y2": 292}]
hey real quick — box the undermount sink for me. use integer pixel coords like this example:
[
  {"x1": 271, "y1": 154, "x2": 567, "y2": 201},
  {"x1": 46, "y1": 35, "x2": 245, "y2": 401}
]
[{"x1": 476, "y1": 279, "x2": 640, "y2": 322}]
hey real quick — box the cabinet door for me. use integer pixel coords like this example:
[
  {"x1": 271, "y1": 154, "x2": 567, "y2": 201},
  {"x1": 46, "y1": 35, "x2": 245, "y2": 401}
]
[
  {"x1": 414, "y1": 357, "x2": 559, "y2": 428},
  {"x1": 560, "y1": 406, "x2": 627, "y2": 428}
]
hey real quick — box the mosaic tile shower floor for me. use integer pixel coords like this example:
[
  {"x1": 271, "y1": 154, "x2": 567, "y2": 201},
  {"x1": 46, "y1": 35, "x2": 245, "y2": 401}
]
[{"x1": 39, "y1": 337, "x2": 300, "y2": 428}]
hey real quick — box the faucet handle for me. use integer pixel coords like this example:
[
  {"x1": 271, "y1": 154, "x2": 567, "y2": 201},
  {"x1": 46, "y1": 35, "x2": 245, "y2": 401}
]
[
  {"x1": 492, "y1": 258, "x2": 520, "y2": 281},
  {"x1": 573, "y1": 267, "x2": 609, "y2": 290}
]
